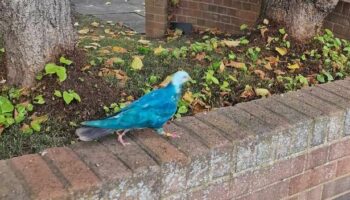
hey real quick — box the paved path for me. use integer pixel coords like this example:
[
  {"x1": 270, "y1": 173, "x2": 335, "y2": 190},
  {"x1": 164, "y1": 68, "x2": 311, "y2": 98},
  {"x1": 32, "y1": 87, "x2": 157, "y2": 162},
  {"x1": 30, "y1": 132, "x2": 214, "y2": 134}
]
[{"x1": 71, "y1": 0, "x2": 145, "y2": 33}]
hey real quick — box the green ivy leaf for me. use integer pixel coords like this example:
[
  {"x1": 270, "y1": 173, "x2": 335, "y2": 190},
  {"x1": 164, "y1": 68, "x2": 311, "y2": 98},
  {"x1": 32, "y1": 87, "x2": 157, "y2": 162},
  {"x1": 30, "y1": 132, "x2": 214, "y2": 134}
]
[
  {"x1": 45, "y1": 63, "x2": 67, "y2": 82},
  {"x1": 316, "y1": 74, "x2": 325, "y2": 83},
  {"x1": 54, "y1": 90, "x2": 62, "y2": 97},
  {"x1": 0, "y1": 96, "x2": 14, "y2": 114},
  {"x1": 177, "y1": 105, "x2": 188, "y2": 114},
  {"x1": 59, "y1": 56, "x2": 73, "y2": 65},
  {"x1": 63, "y1": 90, "x2": 81, "y2": 105},
  {"x1": 0, "y1": 48, "x2": 4, "y2": 53},
  {"x1": 33, "y1": 95, "x2": 45, "y2": 105}
]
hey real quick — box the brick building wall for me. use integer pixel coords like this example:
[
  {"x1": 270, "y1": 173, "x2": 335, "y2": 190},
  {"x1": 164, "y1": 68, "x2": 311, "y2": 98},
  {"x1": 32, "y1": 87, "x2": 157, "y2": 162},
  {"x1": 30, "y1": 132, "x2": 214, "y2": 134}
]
[
  {"x1": 324, "y1": 0, "x2": 350, "y2": 40},
  {"x1": 146, "y1": 0, "x2": 350, "y2": 39}
]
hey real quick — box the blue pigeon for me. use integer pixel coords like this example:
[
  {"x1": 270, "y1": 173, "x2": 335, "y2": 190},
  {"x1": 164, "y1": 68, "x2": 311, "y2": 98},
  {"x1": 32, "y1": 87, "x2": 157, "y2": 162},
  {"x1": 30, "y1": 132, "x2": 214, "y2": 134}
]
[{"x1": 76, "y1": 71, "x2": 191, "y2": 145}]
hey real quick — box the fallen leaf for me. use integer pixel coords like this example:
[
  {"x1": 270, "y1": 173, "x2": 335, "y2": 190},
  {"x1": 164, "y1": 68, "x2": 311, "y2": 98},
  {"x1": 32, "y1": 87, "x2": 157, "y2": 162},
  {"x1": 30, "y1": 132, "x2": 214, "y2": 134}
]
[
  {"x1": 98, "y1": 49, "x2": 111, "y2": 55},
  {"x1": 264, "y1": 62, "x2": 273, "y2": 70},
  {"x1": 138, "y1": 39, "x2": 151, "y2": 45},
  {"x1": 91, "y1": 22, "x2": 100, "y2": 27},
  {"x1": 104, "y1": 29, "x2": 111, "y2": 34},
  {"x1": 105, "y1": 57, "x2": 125, "y2": 67},
  {"x1": 218, "y1": 61, "x2": 225, "y2": 73},
  {"x1": 99, "y1": 68, "x2": 128, "y2": 81},
  {"x1": 112, "y1": 46, "x2": 127, "y2": 53},
  {"x1": 255, "y1": 88, "x2": 271, "y2": 97},
  {"x1": 154, "y1": 45, "x2": 167, "y2": 55},
  {"x1": 183, "y1": 91, "x2": 194, "y2": 104},
  {"x1": 130, "y1": 56, "x2": 143, "y2": 70},
  {"x1": 274, "y1": 69, "x2": 286, "y2": 75},
  {"x1": 275, "y1": 47, "x2": 288, "y2": 56},
  {"x1": 78, "y1": 28, "x2": 89, "y2": 34},
  {"x1": 84, "y1": 45, "x2": 98, "y2": 50},
  {"x1": 265, "y1": 56, "x2": 280, "y2": 65},
  {"x1": 222, "y1": 40, "x2": 240, "y2": 48},
  {"x1": 195, "y1": 52, "x2": 206, "y2": 61},
  {"x1": 240, "y1": 85, "x2": 255, "y2": 98},
  {"x1": 226, "y1": 61, "x2": 246, "y2": 69},
  {"x1": 287, "y1": 63, "x2": 300, "y2": 72},
  {"x1": 254, "y1": 70, "x2": 266, "y2": 80},
  {"x1": 267, "y1": 36, "x2": 274, "y2": 45},
  {"x1": 260, "y1": 27, "x2": 268, "y2": 38}
]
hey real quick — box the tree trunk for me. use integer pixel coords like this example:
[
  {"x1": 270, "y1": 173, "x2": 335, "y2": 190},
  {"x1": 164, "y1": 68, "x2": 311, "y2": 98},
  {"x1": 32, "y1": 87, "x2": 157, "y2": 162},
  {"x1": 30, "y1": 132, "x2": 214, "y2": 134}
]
[
  {"x1": 260, "y1": 0, "x2": 339, "y2": 42},
  {"x1": 0, "y1": 0, "x2": 76, "y2": 87}
]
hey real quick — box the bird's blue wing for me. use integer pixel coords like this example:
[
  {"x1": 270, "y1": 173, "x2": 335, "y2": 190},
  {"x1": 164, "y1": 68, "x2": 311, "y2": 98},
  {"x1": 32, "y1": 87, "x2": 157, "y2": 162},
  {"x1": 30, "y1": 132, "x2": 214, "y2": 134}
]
[
  {"x1": 82, "y1": 84, "x2": 178, "y2": 129},
  {"x1": 83, "y1": 100, "x2": 177, "y2": 129}
]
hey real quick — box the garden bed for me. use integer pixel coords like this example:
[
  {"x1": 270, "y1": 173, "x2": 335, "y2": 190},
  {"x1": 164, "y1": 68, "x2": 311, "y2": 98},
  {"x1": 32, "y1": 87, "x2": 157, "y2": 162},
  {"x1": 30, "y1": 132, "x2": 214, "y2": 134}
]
[{"x1": 1, "y1": 16, "x2": 350, "y2": 159}]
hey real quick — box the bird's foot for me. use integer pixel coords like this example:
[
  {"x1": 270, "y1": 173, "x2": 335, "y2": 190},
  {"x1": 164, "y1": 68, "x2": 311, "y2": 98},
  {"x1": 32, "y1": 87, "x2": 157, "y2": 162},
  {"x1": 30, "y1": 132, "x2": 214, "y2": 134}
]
[
  {"x1": 115, "y1": 130, "x2": 130, "y2": 146},
  {"x1": 164, "y1": 132, "x2": 180, "y2": 138}
]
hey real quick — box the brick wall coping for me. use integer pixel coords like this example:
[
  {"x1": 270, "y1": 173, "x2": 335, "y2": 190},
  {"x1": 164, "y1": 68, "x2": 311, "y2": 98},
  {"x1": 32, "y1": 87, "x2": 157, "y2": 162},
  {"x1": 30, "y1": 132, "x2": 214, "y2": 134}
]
[{"x1": 2, "y1": 79, "x2": 350, "y2": 199}]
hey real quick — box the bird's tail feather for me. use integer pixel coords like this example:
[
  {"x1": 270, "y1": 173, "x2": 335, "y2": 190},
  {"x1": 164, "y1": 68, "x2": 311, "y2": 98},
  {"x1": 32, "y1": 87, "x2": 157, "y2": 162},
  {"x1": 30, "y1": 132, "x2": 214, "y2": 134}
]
[{"x1": 76, "y1": 127, "x2": 114, "y2": 141}]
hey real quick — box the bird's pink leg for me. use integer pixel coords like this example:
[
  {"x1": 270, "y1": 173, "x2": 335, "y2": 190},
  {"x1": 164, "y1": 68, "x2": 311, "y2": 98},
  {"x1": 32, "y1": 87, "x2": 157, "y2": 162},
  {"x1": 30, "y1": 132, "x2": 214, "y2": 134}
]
[
  {"x1": 115, "y1": 129, "x2": 130, "y2": 146},
  {"x1": 156, "y1": 128, "x2": 180, "y2": 138}
]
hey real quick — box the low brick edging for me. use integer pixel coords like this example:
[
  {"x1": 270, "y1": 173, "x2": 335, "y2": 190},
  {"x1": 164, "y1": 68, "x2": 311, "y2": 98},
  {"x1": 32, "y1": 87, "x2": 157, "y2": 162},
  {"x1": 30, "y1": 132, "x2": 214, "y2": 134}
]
[{"x1": 2, "y1": 79, "x2": 350, "y2": 199}]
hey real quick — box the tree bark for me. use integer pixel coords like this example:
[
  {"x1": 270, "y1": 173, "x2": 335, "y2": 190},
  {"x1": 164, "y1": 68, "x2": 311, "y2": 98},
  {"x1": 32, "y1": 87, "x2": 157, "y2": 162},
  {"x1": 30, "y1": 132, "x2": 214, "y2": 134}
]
[
  {"x1": 260, "y1": 0, "x2": 339, "y2": 42},
  {"x1": 0, "y1": 0, "x2": 76, "y2": 87}
]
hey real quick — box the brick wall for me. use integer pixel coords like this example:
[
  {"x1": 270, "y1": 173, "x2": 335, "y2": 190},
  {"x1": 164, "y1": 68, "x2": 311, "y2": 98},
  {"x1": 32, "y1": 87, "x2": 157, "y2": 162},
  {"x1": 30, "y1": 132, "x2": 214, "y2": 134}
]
[
  {"x1": 2, "y1": 79, "x2": 350, "y2": 199},
  {"x1": 145, "y1": 0, "x2": 350, "y2": 39},
  {"x1": 324, "y1": 0, "x2": 350, "y2": 40},
  {"x1": 172, "y1": 0, "x2": 261, "y2": 34}
]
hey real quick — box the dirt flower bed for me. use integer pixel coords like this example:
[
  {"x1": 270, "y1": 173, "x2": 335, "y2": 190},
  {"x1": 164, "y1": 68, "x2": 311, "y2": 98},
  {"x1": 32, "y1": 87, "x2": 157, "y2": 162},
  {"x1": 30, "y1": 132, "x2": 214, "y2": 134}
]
[{"x1": 0, "y1": 16, "x2": 350, "y2": 159}]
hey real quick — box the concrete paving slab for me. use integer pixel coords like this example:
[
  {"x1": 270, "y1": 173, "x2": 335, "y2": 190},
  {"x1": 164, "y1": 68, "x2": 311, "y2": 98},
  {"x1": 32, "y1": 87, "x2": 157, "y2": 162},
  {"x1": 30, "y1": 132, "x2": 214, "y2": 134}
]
[{"x1": 71, "y1": 0, "x2": 145, "y2": 33}]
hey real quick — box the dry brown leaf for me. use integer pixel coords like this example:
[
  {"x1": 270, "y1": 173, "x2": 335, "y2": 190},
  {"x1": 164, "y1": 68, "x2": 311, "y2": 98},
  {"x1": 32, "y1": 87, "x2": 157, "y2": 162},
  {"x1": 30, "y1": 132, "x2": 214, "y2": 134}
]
[
  {"x1": 222, "y1": 40, "x2": 240, "y2": 48},
  {"x1": 240, "y1": 85, "x2": 255, "y2": 98},
  {"x1": 264, "y1": 62, "x2": 273, "y2": 70},
  {"x1": 112, "y1": 46, "x2": 127, "y2": 53},
  {"x1": 274, "y1": 69, "x2": 286, "y2": 75},
  {"x1": 183, "y1": 91, "x2": 194, "y2": 104},
  {"x1": 195, "y1": 52, "x2": 206, "y2": 61},
  {"x1": 260, "y1": 27, "x2": 268, "y2": 38},
  {"x1": 218, "y1": 61, "x2": 225, "y2": 73},
  {"x1": 225, "y1": 61, "x2": 246, "y2": 69},
  {"x1": 99, "y1": 68, "x2": 128, "y2": 81},
  {"x1": 254, "y1": 70, "x2": 266, "y2": 80}
]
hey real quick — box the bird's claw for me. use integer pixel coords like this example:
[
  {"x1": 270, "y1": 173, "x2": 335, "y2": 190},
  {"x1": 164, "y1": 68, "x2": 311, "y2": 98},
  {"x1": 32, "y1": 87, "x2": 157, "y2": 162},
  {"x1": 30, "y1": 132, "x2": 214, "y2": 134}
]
[
  {"x1": 118, "y1": 135, "x2": 130, "y2": 146},
  {"x1": 164, "y1": 132, "x2": 180, "y2": 138},
  {"x1": 116, "y1": 130, "x2": 131, "y2": 146}
]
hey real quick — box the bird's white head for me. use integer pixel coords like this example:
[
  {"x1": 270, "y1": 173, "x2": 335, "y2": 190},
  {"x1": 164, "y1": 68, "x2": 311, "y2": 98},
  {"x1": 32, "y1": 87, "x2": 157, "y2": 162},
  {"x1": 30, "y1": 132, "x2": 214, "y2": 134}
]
[{"x1": 171, "y1": 71, "x2": 191, "y2": 92}]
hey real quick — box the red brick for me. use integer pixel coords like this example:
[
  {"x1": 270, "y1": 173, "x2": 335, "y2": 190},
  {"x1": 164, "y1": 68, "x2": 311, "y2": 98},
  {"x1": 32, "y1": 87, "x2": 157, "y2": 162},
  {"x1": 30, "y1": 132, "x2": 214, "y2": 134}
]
[
  {"x1": 0, "y1": 160, "x2": 28, "y2": 199},
  {"x1": 71, "y1": 142, "x2": 132, "y2": 182},
  {"x1": 252, "y1": 155, "x2": 305, "y2": 190},
  {"x1": 175, "y1": 116, "x2": 230, "y2": 148},
  {"x1": 329, "y1": 139, "x2": 350, "y2": 160},
  {"x1": 188, "y1": 181, "x2": 233, "y2": 200},
  {"x1": 237, "y1": 180, "x2": 289, "y2": 200},
  {"x1": 44, "y1": 147, "x2": 101, "y2": 192},
  {"x1": 337, "y1": 156, "x2": 350, "y2": 176},
  {"x1": 101, "y1": 135, "x2": 158, "y2": 172},
  {"x1": 289, "y1": 162, "x2": 336, "y2": 195},
  {"x1": 295, "y1": 185, "x2": 323, "y2": 200},
  {"x1": 323, "y1": 175, "x2": 350, "y2": 199},
  {"x1": 231, "y1": 171, "x2": 253, "y2": 197},
  {"x1": 132, "y1": 129, "x2": 188, "y2": 164},
  {"x1": 306, "y1": 146, "x2": 329, "y2": 169},
  {"x1": 10, "y1": 154, "x2": 67, "y2": 200}
]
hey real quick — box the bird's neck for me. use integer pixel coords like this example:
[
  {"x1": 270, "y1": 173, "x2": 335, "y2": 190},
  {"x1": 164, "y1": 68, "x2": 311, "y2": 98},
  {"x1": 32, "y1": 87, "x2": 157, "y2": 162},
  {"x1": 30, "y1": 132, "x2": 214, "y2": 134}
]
[{"x1": 167, "y1": 82, "x2": 182, "y2": 96}]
